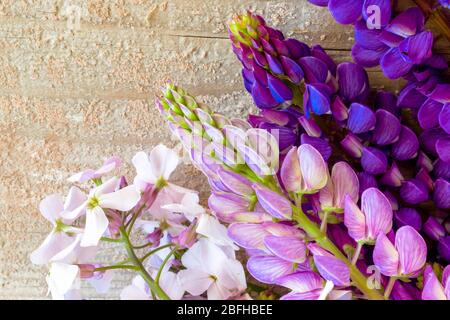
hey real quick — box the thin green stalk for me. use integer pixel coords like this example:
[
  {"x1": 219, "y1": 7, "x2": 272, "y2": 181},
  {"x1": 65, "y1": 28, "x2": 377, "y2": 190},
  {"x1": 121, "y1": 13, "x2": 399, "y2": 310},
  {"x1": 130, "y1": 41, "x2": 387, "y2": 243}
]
[
  {"x1": 94, "y1": 265, "x2": 138, "y2": 272},
  {"x1": 100, "y1": 236, "x2": 122, "y2": 243},
  {"x1": 119, "y1": 226, "x2": 170, "y2": 300},
  {"x1": 140, "y1": 243, "x2": 174, "y2": 263},
  {"x1": 384, "y1": 277, "x2": 397, "y2": 299},
  {"x1": 155, "y1": 247, "x2": 178, "y2": 286},
  {"x1": 133, "y1": 241, "x2": 155, "y2": 250},
  {"x1": 126, "y1": 203, "x2": 146, "y2": 233},
  {"x1": 292, "y1": 205, "x2": 384, "y2": 300}
]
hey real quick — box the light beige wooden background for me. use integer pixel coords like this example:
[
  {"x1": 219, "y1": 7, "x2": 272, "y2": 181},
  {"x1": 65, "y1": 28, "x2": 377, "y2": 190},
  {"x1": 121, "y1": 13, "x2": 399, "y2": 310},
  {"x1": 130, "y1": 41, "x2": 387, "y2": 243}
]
[{"x1": 0, "y1": 0, "x2": 448, "y2": 299}]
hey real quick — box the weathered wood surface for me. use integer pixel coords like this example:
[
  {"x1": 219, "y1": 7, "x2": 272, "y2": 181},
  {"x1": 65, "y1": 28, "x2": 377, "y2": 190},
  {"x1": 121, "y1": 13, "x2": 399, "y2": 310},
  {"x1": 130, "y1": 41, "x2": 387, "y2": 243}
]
[{"x1": 0, "y1": 0, "x2": 448, "y2": 299}]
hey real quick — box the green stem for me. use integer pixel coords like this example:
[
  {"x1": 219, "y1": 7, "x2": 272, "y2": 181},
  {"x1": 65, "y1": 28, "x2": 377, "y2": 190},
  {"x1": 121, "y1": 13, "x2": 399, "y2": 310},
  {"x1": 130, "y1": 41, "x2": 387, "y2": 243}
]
[
  {"x1": 119, "y1": 226, "x2": 170, "y2": 300},
  {"x1": 133, "y1": 241, "x2": 155, "y2": 250},
  {"x1": 126, "y1": 203, "x2": 146, "y2": 233},
  {"x1": 94, "y1": 265, "x2": 138, "y2": 272},
  {"x1": 100, "y1": 236, "x2": 122, "y2": 243},
  {"x1": 140, "y1": 243, "x2": 174, "y2": 263},
  {"x1": 384, "y1": 277, "x2": 397, "y2": 300},
  {"x1": 155, "y1": 247, "x2": 178, "y2": 286},
  {"x1": 292, "y1": 206, "x2": 384, "y2": 300}
]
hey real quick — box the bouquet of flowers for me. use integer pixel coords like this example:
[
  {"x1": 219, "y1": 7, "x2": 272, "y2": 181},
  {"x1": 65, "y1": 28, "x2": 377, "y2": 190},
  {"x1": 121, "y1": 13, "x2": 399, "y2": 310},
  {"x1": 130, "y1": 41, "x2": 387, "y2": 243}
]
[{"x1": 32, "y1": 1, "x2": 449, "y2": 300}]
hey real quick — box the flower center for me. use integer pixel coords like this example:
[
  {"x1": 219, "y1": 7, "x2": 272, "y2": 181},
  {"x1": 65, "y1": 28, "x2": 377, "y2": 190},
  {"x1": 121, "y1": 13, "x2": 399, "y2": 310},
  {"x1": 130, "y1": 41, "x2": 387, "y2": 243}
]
[{"x1": 88, "y1": 196, "x2": 100, "y2": 209}]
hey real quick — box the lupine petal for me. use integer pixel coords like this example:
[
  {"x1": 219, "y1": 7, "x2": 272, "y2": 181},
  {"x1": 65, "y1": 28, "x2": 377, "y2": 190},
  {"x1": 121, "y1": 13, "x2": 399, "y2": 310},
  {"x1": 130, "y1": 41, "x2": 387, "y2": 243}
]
[
  {"x1": 311, "y1": 45, "x2": 337, "y2": 76},
  {"x1": 252, "y1": 82, "x2": 279, "y2": 109},
  {"x1": 284, "y1": 39, "x2": 311, "y2": 59},
  {"x1": 313, "y1": 255, "x2": 350, "y2": 286},
  {"x1": 280, "y1": 146, "x2": 302, "y2": 193},
  {"x1": 337, "y1": 62, "x2": 369, "y2": 103},
  {"x1": 362, "y1": 188, "x2": 393, "y2": 240},
  {"x1": 300, "y1": 135, "x2": 332, "y2": 161},
  {"x1": 347, "y1": 103, "x2": 376, "y2": 133},
  {"x1": 418, "y1": 98, "x2": 443, "y2": 130},
  {"x1": 436, "y1": 137, "x2": 450, "y2": 162},
  {"x1": 422, "y1": 265, "x2": 447, "y2": 300},
  {"x1": 299, "y1": 56, "x2": 329, "y2": 84},
  {"x1": 385, "y1": 7, "x2": 424, "y2": 37},
  {"x1": 396, "y1": 226, "x2": 427, "y2": 276},
  {"x1": 423, "y1": 216, "x2": 445, "y2": 241},
  {"x1": 354, "y1": 20, "x2": 386, "y2": 50},
  {"x1": 380, "y1": 47, "x2": 413, "y2": 79},
  {"x1": 227, "y1": 223, "x2": 270, "y2": 250},
  {"x1": 208, "y1": 193, "x2": 249, "y2": 223},
  {"x1": 340, "y1": 133, "x2": 363, "y2": 158},
  {"x1": 373, "y1": 233, "x2": 399, "y2": 276},
  {"x1": 328, "y1": 0, "x2": 363, "y2": 24},
  {"x1": 361, "y1": 147, "x2": 388, "y2": 175},
  {"x1": 247, "y1": 255, "x2": 294, "y2": 284},
  {"x1": 397, "y1": 83, "x2": 427, "y2": 109},
  {"x1": 308, "y1": 0, "x2": 329, "y2": 7},
  {"x1": 331, "y1": 96, "x2": 348, "y2": 121},
  {"x1": 275, "y1": 271, "x2": 323, "y2": 292},
  {"x1": 216, "y1": 168, "x2": 253, "y2": 196},
  {"x1": 376, "y1": 90, "x2": 399, "y2": 116},
  {"x1": 380, "y1": 162, "x2": 404, "y2": 187},
  {"x1": 428, "y1": 84, "x2": 450, "y2": 104},
  {"x1": 438, "y1": 236, "x2": 450, "y2": 262},
  {"x1": 434, "y1": 178, "x2": 450, "y2": 209},
  {"x1": 298, "y1": 144, "x2": 328, "y2": 192},
  {"x1": 391, "y1": 126, "x2": 419, "y2": 160},
  {"x1": 351, "y1": 44, "x2": 386, "y2": 67},
  {"x1": 358, "y1": 172, "x2": 378, "y2": 194},
  {"x1": 394, "y1": 208, "x2": 422, "y2": 231},
  {"x1": 400, "y1": 178, "x2": 429, "y2": 204},
  {"x1": 344, "y1": 195, "x2": 366, "y2": 242},
  {"x1": 373, "y1": 110, "x2": 401, "y2": 145},
  {"x1": 280, "y1": 56, "x2": 304, "y2": 84},
  {"x1": 264, "y1": 235, "x2": 307, "y2": 263},
  {"x1": 398, "y1": 31, "x2": 433, "y2": 64},
  {"x1": 329, "y1": 162, "x2": 358, "y2": 210},
  {"x1": 253, "y1": 184, "x2": 292, "y2": 220},
  {"x1": 298, "y1": 116, "x2": 322, "y2": 137},
  {"x1": 439, "y1": 104, "x2": 450, "y2": 134},
  {"x1": 305, "y1": 84, "x2": 331, "y2": 116},
  {"x1": 267, "y1": 74, "x2": 293, "y2": 103}
]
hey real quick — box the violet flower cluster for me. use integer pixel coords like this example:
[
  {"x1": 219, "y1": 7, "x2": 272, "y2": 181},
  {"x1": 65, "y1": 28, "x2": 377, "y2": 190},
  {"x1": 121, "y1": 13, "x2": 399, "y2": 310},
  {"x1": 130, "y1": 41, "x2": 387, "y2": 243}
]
[
  {"x1": 156, "y1": 81, "x2": 450, "y2": 300},
  {"x1": 306, "y1": 1, "x2": 450, "y2": 163},
  {"x1": 31, "y1": 145, "x2": 247, "y2": 300},
  {"x1": 229, "y1": 11, "x2": 449, "y2": 265}
]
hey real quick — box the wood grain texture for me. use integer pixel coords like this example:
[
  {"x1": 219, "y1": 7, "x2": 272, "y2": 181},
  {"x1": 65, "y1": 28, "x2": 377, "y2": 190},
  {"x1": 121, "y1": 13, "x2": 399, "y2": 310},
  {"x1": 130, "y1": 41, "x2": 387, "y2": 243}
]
[{"x1": 0, "y1": 0, "x2": 448, "y2": 299}]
